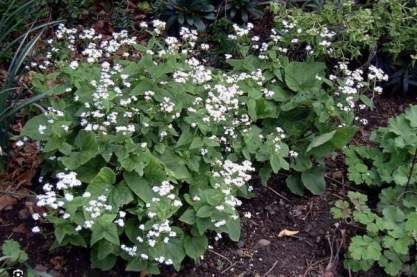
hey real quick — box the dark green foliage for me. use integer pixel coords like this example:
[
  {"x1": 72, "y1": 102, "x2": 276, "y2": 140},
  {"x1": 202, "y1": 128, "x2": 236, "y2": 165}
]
[
  {"x1": 153, "y1": 0, "x2": 216, "y2": 32},
  {"x1": 223, "y1": 0, "x2": 263, "y2": 23}
]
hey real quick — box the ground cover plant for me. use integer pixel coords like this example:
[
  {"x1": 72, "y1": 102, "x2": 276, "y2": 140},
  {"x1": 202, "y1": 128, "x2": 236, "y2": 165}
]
[
  {"x1": 13, "y1": 19, "x2": 388, "y2": 273},
  {"x1": 1, "y1": 1, "x2": 417, "y2": 276},
  {"x1": 333, "y1": 105, "x2": 417, "y2": 276}
]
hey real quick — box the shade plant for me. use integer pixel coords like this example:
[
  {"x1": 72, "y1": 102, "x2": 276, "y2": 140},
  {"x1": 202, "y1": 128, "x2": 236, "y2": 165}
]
[
  {"x1": 333, "y1": 105, "x2": 417, "y2": 276},
  {"x1": 20, "y1": 21, "x2": 385, "y2": 273}
]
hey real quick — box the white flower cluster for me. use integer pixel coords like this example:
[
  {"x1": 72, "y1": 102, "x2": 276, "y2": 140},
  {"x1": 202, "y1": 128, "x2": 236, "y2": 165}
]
[
  {"x1": 55, "y1": 171, "x2": 82, "y2": 189},
  {"x1": 205, "y1": 84, "x2": 244, "y2": 122},
  {"x1": 213, "y1": 160, "x2": 255, "y2": 188},
  {"x1": 272, "y1": 127, "x2": 287, "y2": 152},
  {"x1": 333, "y1": 62, "x2": 387, "y2": 113},
  {"x1": 173, "y1": 57, "x2": 212, "y2": 85},
  {"x1": 84, "y1": 194, "x2": 112, "y2": 222},
  {"x1": 152, "y1": 181, "x2": 174, "y2": 196},
  {"x1": 152, "y1": 19, "x2": 166, "y2": 35},
  {"x1": 36, "y1": 172, "x2": 82, "y2": 223},
  {"x1": 123, "y1": 220, "x2": 176, "y2": 265},
  {"x1": 228, "y1": 23, "x2": 254, "y2": 39}
]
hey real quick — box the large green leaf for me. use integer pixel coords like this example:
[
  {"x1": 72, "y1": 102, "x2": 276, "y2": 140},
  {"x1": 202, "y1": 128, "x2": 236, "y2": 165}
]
[
  {"x1": 87, "y1": 167, "x2": 116, "y2": 196},
  {"x1": 124, "y1": 171, "x2": 154, "y2": 202},
  {"x1": 184, "y1": 235, "x2": 208, "y2": 260},
  {"x1": 301, "y1": 166, "x2": 326, "y2": 195},
  {"x1": 90, "y1": 214, "x2": 119, "y2": 246},
  {"x1": 284, "y1": 62, "x2": 325, "y2": 91}
]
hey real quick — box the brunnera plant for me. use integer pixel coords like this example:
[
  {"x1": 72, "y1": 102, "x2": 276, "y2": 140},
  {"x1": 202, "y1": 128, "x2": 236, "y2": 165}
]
[{"x1": 19, "y1": 21, "x2": 384, "y2": 272}]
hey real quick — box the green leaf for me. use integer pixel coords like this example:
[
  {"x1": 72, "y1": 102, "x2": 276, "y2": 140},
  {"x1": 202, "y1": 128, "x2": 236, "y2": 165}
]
[
  {"x1": 91, "y1": 247, "x2": 117, "y2": 271},
  {"x1": 190, "y1": 137, "x2": 203, "y2": 150},
  {"x1": 225, "y1": 217, "x2": 241, "y2": 241},
  {"x1": 405, "y1": 212, "x2": 417, "y2": 232},
  {"x1": 184, "y1": 235, "x2": 208, "y2": 260},
  {"x1": 349, "y1": 235, "x2": 381, "y2": 261},
  {"x1": 306, "y1": 131, "x2": 336, "y2": 152},
  {"x1": 1, "y1": 240, "x2": 28, "y2": 264},
  {"x1": 61, "y1": 131, "x2": 100, "y2": 170},
  {"x1": 126, "y1": 257, "x2": 147, "y2": 271},
  {"x1": 96, "y1": 240, "x2": 116, "y2": 260},
  {"x1": 87, "y1": 167, "x2": 116, "y2": 196},
  {"x1": 20, "y1": 114, "x2": 48, "y2": 140},
  {"x1": 284, "y1": 62, "x2": 325, "y2": 91},
  {"x1": 124, "y1": 171, "x2": 154, "y2": 202},
  {"x1": 301, "y1": 166, "x2": 326, "y2": 195},
  {"x1": 179, "y1": 208, "x2": 196, "y2": 225},
  {"x1": 90, "y1": 214, "x2": 119, "y2": 246},
  {"x1": 109, "y1": 181, "x2": 134, "y2": 208},
  {"x1": 196, "y1": 205, "x2": 213, "y2": 218},
  {"x1": 286, "y1": 174, "x2": 305, "y2": 196},
  {"x1": 55, "y1": 222, "x2": 75, "y2": 244},
  {"x1": 270, "y1": 154, "x2": 288, "y2": 173}
]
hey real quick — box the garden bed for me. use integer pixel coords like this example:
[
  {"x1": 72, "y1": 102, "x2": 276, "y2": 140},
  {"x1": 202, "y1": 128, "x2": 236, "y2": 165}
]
[
  {"x1": 2, "y1": 1, "x2": 417, "y2": 276},
  {"x1": 2, "y1": 91, "x2": 415, "y2": 277}
]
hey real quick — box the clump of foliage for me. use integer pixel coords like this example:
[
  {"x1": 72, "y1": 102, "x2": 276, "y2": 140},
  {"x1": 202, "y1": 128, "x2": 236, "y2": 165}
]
[
  {"x1": 152, "y1": 0, "x2": 216, "y2": 32},
  {"x1": 269, "y1": 1, "x2": 379, "y2": 61},
  {"x1": 332, "y1": 105, "x2": 417, "y2": 276},
  {"x1": 269, "y1": 0, "x2": 417, "y2": 63},
  {"x1": 19, "y1": 21, "x2": 386, "y2": 273},
  {"x1": 0, "y1": 239, "x2": 49, "y2": 276},
  {"x1": 222, "y1": 0, "x2": 263, "y2": 23},
  {"x1": 151, "y1": 0, "x2": 264, "y2": 33},
  {"x1": 42, "y1": 0, "x2": 94, "y2": 22},
  {"x1": 0, "y1": 0, "x2": 48, "y2": 62}
]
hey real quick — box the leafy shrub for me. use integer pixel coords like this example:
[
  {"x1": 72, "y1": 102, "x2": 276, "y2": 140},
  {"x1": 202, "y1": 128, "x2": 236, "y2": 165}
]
[
  {"x1": 333, "y1": 105, "x2": 417, "y2": 276},
  {"x1": 19, "y1": 22, "x2": 384, "y2": 272}
]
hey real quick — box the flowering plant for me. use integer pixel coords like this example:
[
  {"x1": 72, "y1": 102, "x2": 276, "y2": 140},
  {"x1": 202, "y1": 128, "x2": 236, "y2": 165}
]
[{"x1": 20, "y1": 21, "x2": 385, "y2": 272}]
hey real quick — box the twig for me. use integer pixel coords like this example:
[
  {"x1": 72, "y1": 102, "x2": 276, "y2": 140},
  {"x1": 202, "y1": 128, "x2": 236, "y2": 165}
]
[
  {"x1": 262, "y1": 260, "x2": 278, "y2": 277},
  {"x1": 221, "y1": 261, "x2": 237, "y2": 274},
  {"x1": 209, "y1": 249, "x2": 233, "y2": 266},
  {"x1": 266, "y1": 186, "x2": 290, "y2": 202},
  {"x1": 303, "y1": 258, "x2": 329, "y2": 277},
  {"x1": 0, "y1": 189, "x2": 34, "y2": 198},
  {"x1": 324, "y1": 175, "x2": 344, "y2": 187}
]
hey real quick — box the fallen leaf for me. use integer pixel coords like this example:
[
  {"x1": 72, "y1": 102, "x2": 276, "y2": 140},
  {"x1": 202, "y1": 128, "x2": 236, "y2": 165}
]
[{"x1": 278, "y1": 229, "x2": 299, "y2": 237}]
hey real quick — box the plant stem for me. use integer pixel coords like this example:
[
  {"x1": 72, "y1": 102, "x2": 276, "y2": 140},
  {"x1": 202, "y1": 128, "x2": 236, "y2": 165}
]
[{"x1": 406, "y1": 148, "x2": 417, "y2": 188}]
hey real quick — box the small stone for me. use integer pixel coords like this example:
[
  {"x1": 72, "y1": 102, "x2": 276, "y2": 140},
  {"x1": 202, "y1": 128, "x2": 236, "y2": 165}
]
[{"x1": 255, "y1": 239, "x2": 271, "y2": 249}]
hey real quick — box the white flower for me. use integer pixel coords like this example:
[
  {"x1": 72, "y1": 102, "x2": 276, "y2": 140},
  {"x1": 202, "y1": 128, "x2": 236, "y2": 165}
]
[
  {"x1": 214, "y1": 220, "x2": 226, "y2": 227},
  {"x1": 32, "y1": 226, "x2": 41, "y2": 233},
  {"x1": 38, "y1": 125, "x2": 47, "y2": 134},
  {"x1": 69, "y1": 60, "x2": 79, "y2": 70},
  {"x1": 15, "y1": 140, "x2": 24, "y2": 147}
]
